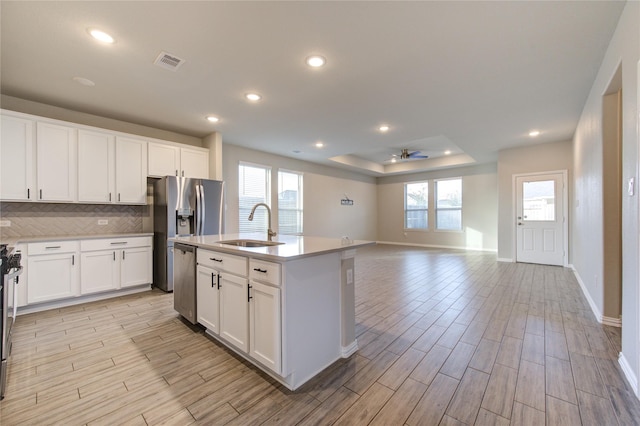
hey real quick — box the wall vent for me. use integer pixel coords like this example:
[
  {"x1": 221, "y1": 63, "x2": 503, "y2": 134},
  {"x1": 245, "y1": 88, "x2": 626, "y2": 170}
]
[{"x1": 154, "y1": 51, "x2": 186, "y2": 71}]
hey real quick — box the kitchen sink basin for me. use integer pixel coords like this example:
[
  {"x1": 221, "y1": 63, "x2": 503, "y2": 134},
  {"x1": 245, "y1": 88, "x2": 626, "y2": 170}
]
[{"x1": 218, "y1": 239, "x2": 285, "y2": 247}]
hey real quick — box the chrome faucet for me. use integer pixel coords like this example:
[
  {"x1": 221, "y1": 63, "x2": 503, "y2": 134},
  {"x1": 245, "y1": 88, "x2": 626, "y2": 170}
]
[{"x1": 248, "y1": 203, "x2": 277, "y2": 241}]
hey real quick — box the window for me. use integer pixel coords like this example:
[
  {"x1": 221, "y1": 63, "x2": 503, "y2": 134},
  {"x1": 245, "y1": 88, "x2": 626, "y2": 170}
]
[
  {"x1": 278, "y1": 170, "x2": 303, "y2": 235},
  {"x1": 436, "y1": 178, "x2": 462, "y2": 230},
  {"x1": 522, "y1": 180, "x2": 555, "y2": 221},
  {"x1": 404, "y1": 181, "x2": 429, "y2": 229},
  {"x1": 238, "y1": 163, "x2": 271, "y2": 233}
]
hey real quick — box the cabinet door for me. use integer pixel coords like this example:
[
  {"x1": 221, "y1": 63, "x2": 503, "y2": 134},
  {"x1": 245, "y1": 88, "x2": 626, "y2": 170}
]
[
  {"x1": 36, "y1": 122, "x2": 77, "y2": 201},
  {"x1": 121, "y1": 247, "x2": 152, "y2": 287},
  {"x1": 180, "y1": 148, "x2": 209, "y2": 179},
  {"x1": 148, "y1": 143, "x2": 179, "y2": 177},
  {"x1": 196, "y1": 265, "x2": 220, "y2": 333},
  {"x1": 81, "y1": 250, "x2": 118, "y2": 294},
  {"x1": 249, "y1": 282, "x2": 281, "y2": 373},
  {"x1": 115, "y1": 137, "x2": 147, "y2": 204},
  {"x1": 78, "y1": 130, "x2": 115, "y2": 202},
  {"x1": 0, "y1": 114, "x2": 35, "y2": 200},
  {"x1": 27, "y1": 252, "x2": 79, "y2": 303},
  {"x1": 219, "y1": 273, "x2": 249, "y2": 352}
]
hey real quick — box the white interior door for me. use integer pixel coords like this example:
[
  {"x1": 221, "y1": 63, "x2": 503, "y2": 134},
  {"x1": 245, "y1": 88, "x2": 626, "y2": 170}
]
[{"x1": 516, "y1": 172, "x2": 566, "y2": 266}]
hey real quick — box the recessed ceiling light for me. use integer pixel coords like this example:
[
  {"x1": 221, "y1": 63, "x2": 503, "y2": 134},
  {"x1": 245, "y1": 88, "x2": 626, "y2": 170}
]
[
  {"x1": 206, "y1": 115, "x2": 219, "y2": 123},
  {"x1": 315, "y1": 142, "x2": 324, "y2": 148},
  {"x1": 529, "y1": 130, "x2": 541, "y2": 137},
  {"x1": 444, "y1": 150, "x2": 451, "y2": 155},
  {"x1": 72, "y1": 76, "x2": 95, "y2": 87},
  {"x1": 379, "y1": 125, "x2": 390, "y2": 132},
  {"x1": 391, "y1": 158, "x2": 397, "y2": 163},
  {"x1": 306, "y1": 55, "x2": 326, "y2": 67},
  {"x1": 88, "y1": 28, "x2": 114, "y2": 44},
  {"x1": 245, "y1": 93, "x2": 262, "y2": 102}
]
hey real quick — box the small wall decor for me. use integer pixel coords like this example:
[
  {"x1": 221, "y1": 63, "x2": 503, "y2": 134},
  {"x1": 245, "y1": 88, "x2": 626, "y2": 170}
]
[{"x1": 341, "y1": 194, "x2": 354, "y2": 206}]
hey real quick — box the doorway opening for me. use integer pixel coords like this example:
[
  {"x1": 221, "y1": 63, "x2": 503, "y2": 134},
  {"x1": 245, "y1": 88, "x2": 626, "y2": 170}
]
[{"x1": 601, "y1": 64, "x2": 622, "y2": 327}]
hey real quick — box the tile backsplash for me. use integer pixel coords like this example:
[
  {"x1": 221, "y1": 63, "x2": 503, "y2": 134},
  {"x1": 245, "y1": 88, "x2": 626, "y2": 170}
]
[{"x1": 0, "y1": 202, "x2": 145, "y2": 238}]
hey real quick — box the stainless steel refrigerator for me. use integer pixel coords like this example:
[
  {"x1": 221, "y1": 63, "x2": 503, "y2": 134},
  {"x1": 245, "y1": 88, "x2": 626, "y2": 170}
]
[{"x1": 153, "y1": 176, "x2": 224, "y2": 292}]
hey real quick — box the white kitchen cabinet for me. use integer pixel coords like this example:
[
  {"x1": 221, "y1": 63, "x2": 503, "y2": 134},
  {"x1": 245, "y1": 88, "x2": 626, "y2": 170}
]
[
  {"x1": 80, "y1": 250, "x2": 119, "y2": 294},
  {"x1": 180, "y1": 148, "x2": 209, "y2": 179},
  {"x1": 36, "y1": 122, "x2": 77, "y2": 202},
  {"x1": 78, "y1": 129, "x2": 115, "y2": 203},
  {"x1": 196, "y1": 265, "x2": 220, "y2": 334},
  {"x1": 249, "y1": 281, "x2": 281, "y2": 373},
  {"x1": 148, "y1": 142, "x2": 209, "y2": 179},
  {"x1": 219, "y1": 272, "x2": 249, "y2": 352},
  {"x1": 80, "y1": 237, "x2": 152, "y2": 295},
  {"x1": 27, "y1": 241, "x2": 80, "y2": 304},
  {"x1": 0, "y1": 114, "x2": 35, "y2": 201},
  {"x1": 120, "y1": 245, "x2": 152, "y2": 287},
  {"x1": 115, "y1": 137, "x2": 147, "y2": 204}
]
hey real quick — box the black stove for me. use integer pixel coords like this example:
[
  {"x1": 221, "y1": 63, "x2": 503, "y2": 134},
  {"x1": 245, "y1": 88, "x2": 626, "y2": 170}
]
[{"x1": 1, "y1": 243, "x2": 23, "y2": 400}]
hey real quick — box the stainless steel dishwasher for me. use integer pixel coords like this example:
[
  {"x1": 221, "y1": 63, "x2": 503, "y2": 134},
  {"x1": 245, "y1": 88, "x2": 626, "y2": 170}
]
[{"x1": 173, "y1": 243, "x2": 197, "y2": 324}]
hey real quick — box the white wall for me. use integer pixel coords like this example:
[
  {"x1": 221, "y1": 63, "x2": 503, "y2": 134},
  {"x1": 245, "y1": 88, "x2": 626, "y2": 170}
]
[
  {"x1": 222, "y1": 144, "x2": 378, "y2": 240},
  {"x1": 497, "y1": 140, "x2": 573, "y2": 261},
  {"x1": 376, "y1": 163, "x2": 498, "y2": 251},
  {"x1": 572, "y1": 1, "x2": 639, "y2": 392}
]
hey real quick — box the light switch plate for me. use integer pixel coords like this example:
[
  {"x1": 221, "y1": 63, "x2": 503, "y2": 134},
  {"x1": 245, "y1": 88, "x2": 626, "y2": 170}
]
[
  {"x1": 98, "y1": 219, "x2": 108, "y2": 225},
  {"x1": 0, "y1": 220, "x2": 10, "y2": 227},
  {"x1": 628, "y1": 177, "x2": 635, "y2": 196}
]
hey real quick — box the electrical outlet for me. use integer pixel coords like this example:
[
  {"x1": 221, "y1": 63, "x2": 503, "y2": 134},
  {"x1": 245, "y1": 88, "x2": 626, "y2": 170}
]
[
  {"x1": 98, "y1": 219, "x2": 108, "y2": 225},
  {"x1": 0, "y1": 220, "x2": 11, "y2": 227},
  {"x1": 346, "y1": 268, "x2": 353, "y2": 285}
]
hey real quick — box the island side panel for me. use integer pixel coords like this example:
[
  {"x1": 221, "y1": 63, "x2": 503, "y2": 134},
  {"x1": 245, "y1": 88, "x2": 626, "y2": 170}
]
[
  {"x1": 340, "y1": 249, "x2": 358, "y2": 356},
  {"x1": 282, "y1": 252, "x2": 342, "y2": 389}
]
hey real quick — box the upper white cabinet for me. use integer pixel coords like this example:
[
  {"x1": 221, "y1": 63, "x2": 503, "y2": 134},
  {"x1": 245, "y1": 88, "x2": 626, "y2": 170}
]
[
  {"x1": 115, "y1": 137, "x2": 147, "y2": 204},
  {"x1": 0, "y1": 114, "x2": 35, "y2": 201},
  {"x1": 77, "y1": 132, "x2": 146, "y2": 204},
  {"x1": 148, "y1": 142, "x2": 209, "y2": 179},
  {"x1": 180, "y1": 148, "x2": 209, "y2": 179},
  {"x1": 36, "y1": 122, "x2": 77, "y2": 202},
  {"x1": 78, "y1": 129, "x2": 115, "y2": 203}
]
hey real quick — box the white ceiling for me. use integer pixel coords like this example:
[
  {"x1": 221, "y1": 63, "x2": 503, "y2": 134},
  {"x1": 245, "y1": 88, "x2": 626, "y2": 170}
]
[{"x1": 0, "y1": 1, "x2": 625, "y2": 176}]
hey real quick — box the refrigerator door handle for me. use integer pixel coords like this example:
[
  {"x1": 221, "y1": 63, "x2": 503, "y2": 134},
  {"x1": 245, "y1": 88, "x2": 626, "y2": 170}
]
[
  {"x1": 195, "y1": 183, "x2": 201, "y2": 235},
  {"x1": 200, "y1": 184, "x2": 206, "y2": 235}
]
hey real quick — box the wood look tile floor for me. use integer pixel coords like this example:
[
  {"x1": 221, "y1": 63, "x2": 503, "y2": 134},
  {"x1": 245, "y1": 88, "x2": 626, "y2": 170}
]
[{"x1": 2, "y1": 244, "x2": 640, "y2": 425}]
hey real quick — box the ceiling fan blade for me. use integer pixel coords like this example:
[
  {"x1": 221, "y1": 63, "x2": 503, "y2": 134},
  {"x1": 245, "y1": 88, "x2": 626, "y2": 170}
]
[{"x1": 407, "y1": 151, "x2": 429, "y2": 159}]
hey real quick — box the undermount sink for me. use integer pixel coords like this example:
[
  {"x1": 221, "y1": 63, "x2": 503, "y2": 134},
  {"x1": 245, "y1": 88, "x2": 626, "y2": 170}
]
[{"x1": 218, "y1": 239, "x2": 285, "y2": 248}]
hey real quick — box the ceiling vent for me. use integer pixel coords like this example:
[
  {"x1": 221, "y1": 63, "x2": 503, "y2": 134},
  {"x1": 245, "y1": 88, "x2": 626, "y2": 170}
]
[{"x1": 154, "y1": 51, "x2": 186, "y2": 71}]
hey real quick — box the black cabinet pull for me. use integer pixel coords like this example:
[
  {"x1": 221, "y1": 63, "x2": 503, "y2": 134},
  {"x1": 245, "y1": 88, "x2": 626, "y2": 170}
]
[
  {"x1": 210, "y1": 257, "x2": 223, "y2": 262},
  {"x1": 248, "y1": 284, "x2": 253, "y2": 301},
  {"x1": 253, "y1": 268, "x2": 267, "y2": 273},
  {"x1": 27, "y1": 188, "x2": 30, "y2": 199},
  {"x1": 113, "y1": 252, "x2": 116, "y2": 261},
  {"x1": 72, "y1": 255, "x2": 75, "y2": 266},
  {"x1": 39, "y1": 189, "x2": 43, "y2": 199},
  {"x1": 122, "y1": 251, "x2": 125, "y2": 260},
  {"x1": 217, "y1": 274, "x2": 221, "y2": 289},
  {"x1": 211, "y1": 272, "x2": 215, "y2": 288}
]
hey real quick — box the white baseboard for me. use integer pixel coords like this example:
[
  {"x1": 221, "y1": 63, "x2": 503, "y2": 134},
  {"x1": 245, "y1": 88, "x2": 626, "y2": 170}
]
[
  {"x1": 571, "y1": 266, "x2": 604, "y2": 323},
  {"x1": 618, "y1": 352, "x2": 639, "y2": 397},
  {"x1": 602, "y1": 316, "x2": 622, "y2": 327},
  {"x1": 376, "y1": 241, "x2": 497, "y2": 253},
  {"x1": 497, "y1": 258, "x2": 514, "y2": 263},
  {"x1": 342, "y1": 340, "x2": 359, "y2": 358}
]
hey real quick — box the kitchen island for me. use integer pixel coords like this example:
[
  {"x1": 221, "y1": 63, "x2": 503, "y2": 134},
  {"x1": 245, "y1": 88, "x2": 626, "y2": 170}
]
[{"x1": 171, "y1": 233, "x2": 374, "y2": 390}]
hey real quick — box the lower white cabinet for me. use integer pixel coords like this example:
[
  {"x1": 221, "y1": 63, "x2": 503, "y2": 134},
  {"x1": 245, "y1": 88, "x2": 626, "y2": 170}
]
[
  {"x1": 219, "y1": 272, "x2": 249, "y2": 352},
  {"x1": 196, "y1": 265, "x2": 220, "y2": 333},
  {"x1": 196, "y1": 248, "x2": 281, "y2": 373},
  {"x1": 249, "y1": 281, "x2": 281, "y2": 373},
  {"x1": 80, "y1": 237, "x2": 152, "y2": 295},
  {"x1": 27, "y1": 241, "x2": 80, "y2": 304}
]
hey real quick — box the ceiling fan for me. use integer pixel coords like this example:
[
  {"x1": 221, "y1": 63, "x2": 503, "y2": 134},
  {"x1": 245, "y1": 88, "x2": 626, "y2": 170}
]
[{"x1": 391, "y1": 149, "x2": 429, "y2": 162}]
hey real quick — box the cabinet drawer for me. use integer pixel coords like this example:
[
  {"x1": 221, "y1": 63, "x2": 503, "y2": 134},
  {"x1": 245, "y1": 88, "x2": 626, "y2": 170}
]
[
  {"x1": 249, "y1": 259, "x2": 281, "y2": 286},
  {"x1": 81, "y1": 236, "x2": 152, "y2": 252},
  {"x1": 198, "y1": 249, "x2": 247, "y2": 276},
  {"x1": 29, "y1": 240, "x2": 79, "y2": 255}
]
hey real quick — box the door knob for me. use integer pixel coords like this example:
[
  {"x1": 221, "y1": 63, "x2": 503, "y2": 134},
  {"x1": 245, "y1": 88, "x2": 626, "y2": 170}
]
[{"x1": 518, "y1": 222, "x2": 523, "y2": 226}]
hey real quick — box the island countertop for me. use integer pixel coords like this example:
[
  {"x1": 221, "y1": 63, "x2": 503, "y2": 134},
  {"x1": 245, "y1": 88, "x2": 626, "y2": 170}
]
[{"x1": 171, "y1": 233, "x2": 375, "y2": 261}]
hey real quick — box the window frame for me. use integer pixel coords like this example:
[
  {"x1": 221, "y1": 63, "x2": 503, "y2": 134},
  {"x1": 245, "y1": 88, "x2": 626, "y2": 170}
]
[
  {"x1": 238, "y1": 161, "x2": 272, "y2": 234},
  {"x1": 403, "y1": 180, "x2": 430, "y2": 231},
  {"x1": 277, "y1": 169, "x2": 304, "y2": 236},
  {"x1": 435, "y1": 177, "x2": 463, "y2": 232}
]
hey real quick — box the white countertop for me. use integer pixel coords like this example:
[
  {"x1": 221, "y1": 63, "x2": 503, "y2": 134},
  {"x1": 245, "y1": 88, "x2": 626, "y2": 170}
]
[
  {"x1": 1, "y1": 233, "x2": 153, "y2": 253},
  {"x1": 171, "y1": 233, "x2": 375, "y2": 261}
]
